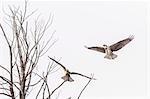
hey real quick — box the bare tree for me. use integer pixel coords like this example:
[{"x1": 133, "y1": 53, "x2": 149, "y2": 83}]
[
  {"x1": 0, "y1": 1, "x2": 56, "y2": 99},
  {"x1": 0, "y1": 1, "x2": 95, "y2": 99}
]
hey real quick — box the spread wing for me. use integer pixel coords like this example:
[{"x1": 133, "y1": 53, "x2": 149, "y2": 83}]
[
  {"x1": 84, "y1": 46, "x2": 105, "y2": 53},
  {"x1": 110, "y1": 35, "x2": 134, "y2": 51},
  {"x1": 70, "y1": 72, "x2": 96, "y2": 80},
  {"x1": 48, "y1": 56, "x2": 67, "y2": 71}
]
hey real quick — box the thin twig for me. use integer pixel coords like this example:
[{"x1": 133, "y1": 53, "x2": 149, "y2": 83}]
[
  {"x1": 77, "y1": 75, "x2": 94, "y2": 99},
  {"x1": 47, "y1": 81, "x2": 66, "y2": 98},
  {"x1": 0, "y1": 65, "x2": 10, "y2": 74},
  {"x1": 0, "y1": 93, "x2": 12, "y2": 97}
]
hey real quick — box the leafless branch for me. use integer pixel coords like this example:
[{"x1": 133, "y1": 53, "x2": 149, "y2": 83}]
[
  {"x1": 77, "y1": 74, "x2": 94, "y2": 99},
  {"x1": 0, "y1": 65, "x2": 10, "y2": 74},
  {"x1": 0, "y1": 24, "x2": 11, "y2": 46},
  {"x1": 47, "y1": 81, "x2": 66, "y2": 99},
  {"x1": 0, "y1": 92, "x2": 12, "y2": 97}
]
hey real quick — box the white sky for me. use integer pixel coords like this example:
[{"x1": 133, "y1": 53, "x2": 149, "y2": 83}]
[{"x1": 0, "y1": 0, "x2": 149, "y2": 99}]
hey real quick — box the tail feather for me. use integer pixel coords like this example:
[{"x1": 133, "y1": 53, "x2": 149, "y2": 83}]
[
  {"x1": 104, "y1": 55, "x2": 112, "y2": 59},
  {"x1": 112, "y1": 54, "x2": 117, "y2": 59},
  {"x1": 61, "y1": 75, "x2": 74, "y2": 82},
  {"x1": 104, "y1": 53, "x2": 117, "y2": 59}
]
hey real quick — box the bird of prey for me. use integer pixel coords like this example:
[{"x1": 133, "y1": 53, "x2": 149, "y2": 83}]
[
  {"x1": 85, "y1": 35, "x2": 134, "y2": 59},
  {"x1": 48, "y1": 56, "x2": 95, "y2": 82}
]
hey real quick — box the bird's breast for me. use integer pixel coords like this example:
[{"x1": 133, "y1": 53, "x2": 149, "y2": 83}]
[{"x1": 106, "y1": 48, "x2": 112, "y2": 55}]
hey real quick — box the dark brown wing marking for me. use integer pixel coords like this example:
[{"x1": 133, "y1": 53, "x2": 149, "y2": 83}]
[
  {"x1": 48, "y1": 56, "x2": 67, "y2": 71},
  {"x1": 70, "y1": 72, "x2": 96, "y2": 80},
  {"x1": 110, "y1": 35, "x2": 134, "y2": 51},
  {"x1": 84, "y1": 46, "x2": 105, "y2": 53}
]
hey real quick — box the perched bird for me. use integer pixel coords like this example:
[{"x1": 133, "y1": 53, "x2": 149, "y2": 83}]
[
  {"x1": 48, "y1": 57, "x2": 95, "y2": 82},
  {"x1": 85, "y1": 35, "x2": 134, "y2": 59}
]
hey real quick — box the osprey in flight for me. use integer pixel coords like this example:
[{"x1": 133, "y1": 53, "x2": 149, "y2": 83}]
[
  {"x1": 85, "y1": 35, "x2": 134, "y2": 59},
  {"x1": 48, "y1": 57, "x2": 95, "y2": 82}
]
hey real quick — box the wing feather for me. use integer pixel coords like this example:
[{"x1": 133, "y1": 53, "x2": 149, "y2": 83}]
[
  {"x1": 110, "y1": 35, "x2": 134, "y2": 51},
  {"x1": 48, "y1": 56, "x2": 67, "y2": 71},
  {"x1": 70, "y1": 72, "x2": 96, "y2": 80},
  {"x1": 85, "y1": 46, "x2": 105, "y2": 53}
]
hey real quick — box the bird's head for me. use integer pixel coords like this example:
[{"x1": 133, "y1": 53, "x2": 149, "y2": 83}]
[
  {"x1": 65, "y1": 69, "x2": 70, "y2": 74},
  {"x1": 103, "y1": 44, "x2": 107, "y2": 48}
]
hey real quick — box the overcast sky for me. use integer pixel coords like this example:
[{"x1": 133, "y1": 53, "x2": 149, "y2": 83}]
[{"x1": 0, "y1": 1, "x2": 149, "y2": 99}]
